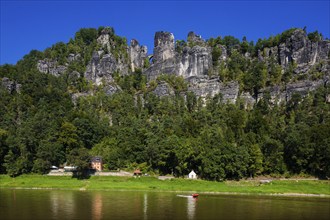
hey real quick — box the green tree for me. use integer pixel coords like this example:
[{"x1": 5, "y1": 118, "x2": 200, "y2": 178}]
[
  {"x1": 309, "y1": 123, "x2": 330, "y2": 178},
  {"x1": 57, "y1": 122, "x2": 82, "y2": 153},
  {"x1": 67, "y1": 147, "x2": 91, "y2": 179},
  {"x1": 307, "y1": 31, "x2": 321, "y2": 42},
  {"x1": 247, "y1": 144, "x2": 263, "y2": 177},
  {"x1": 244, "y1": 60, "x2": 267, "y2": 99},
  {"x1": 268, "y1": 56, "x2": 282, "y2": 85},
  {"x1": 262, "y1": 138, "x2": 286, "y2": 175},
  {"x1": 0, "y1": 129, "x2": 8, "y2": 173},
  {"x1": 91, "y1": 137, "x2": 122, "y2": 170},
  {"x1": 284, "y1": 123, "x2": 313, "y2": 174},
  {"x1": 241, "y1": 132, "x2": 263, "y2": 177},
  {"x1": 74, "y1": 28, "x2": 98, "y2": 46},
  {"x1": 212, "y1": 46, "x2": 222, "y2": 66}
]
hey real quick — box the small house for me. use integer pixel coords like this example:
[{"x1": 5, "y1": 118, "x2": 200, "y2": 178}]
[
  {"x1": 133, "y1": 169, "x2": 142, "y2": 176},
  {"x1": 188, "y1": 170, "x2": 197, "y2": 179},
  {"x1": 91, "y1": 156, "x2": 103, "y2": 171}
]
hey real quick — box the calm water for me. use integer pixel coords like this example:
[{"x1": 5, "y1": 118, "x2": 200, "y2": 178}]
[{"x1": 0, "y1": 189, "x2": 329, "y2": 220}]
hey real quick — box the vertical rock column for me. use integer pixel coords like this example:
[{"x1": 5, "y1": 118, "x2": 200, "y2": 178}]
[
  {"x1": 153, "y1": 31, "x2": 175, "y2": 63},
  {"x1": 129, "y1": 39, "x2": 147, "y2": 72}
]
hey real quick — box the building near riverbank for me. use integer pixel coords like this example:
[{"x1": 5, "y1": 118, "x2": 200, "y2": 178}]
[
  {"x1": 91, "y1": 156, "x2": 103, "y2": 171},
  {"x1": 188, "y1": 170, "x2": 197, "y2": 179}
]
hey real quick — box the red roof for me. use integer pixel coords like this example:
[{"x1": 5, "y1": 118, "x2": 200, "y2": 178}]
[{"x1": 134, "y1": 169, "x2": 142, "y2": 174}]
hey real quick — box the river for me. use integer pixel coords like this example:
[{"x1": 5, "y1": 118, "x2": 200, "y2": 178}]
[{"x1": 0, "y1": 189, "x2": 329, "y2": 220}]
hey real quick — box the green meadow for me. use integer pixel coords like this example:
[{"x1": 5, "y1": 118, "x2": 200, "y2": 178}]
[{"x1": 0, "y1": 175, "x2": 329, "y2": 196}]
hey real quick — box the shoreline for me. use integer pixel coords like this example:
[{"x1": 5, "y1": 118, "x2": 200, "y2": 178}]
[
  {"x1": 1, "y1": 186, "x2": 329, "y2": 198},
  {"x1": 1, "y1": 175, "x2": 329, "y2": 198}
]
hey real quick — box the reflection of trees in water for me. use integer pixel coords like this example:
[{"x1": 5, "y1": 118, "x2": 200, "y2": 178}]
[
  {"x1": 187, "y1": 197, "x2": 197, "y2": 220},
  {"x1": 92, "y1": 193, "x2": 103, "y2": 220},
  {"x1": 50, "y1": 191, "x2": 103, "y2": 220},
  {"x1": 49, "y1": 191, "x2": 75, "y2": 219},
  {"x1": 143, "y1": 193, "x2": 148, "y2": 220}
]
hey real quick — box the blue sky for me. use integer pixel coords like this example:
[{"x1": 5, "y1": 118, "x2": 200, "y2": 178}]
[{"x1": 1, "y1": 0, "x2": 329, "y2": 65}]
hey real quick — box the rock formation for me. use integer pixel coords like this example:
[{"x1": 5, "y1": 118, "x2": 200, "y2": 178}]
[
  {"x1": 146, "y1": 29, "x2": 329, "y2": 103},
  {"x1": 153, "y1": 81, "x2": 175, "y2": 96},
  {"x1": 36, "y1": 27, "x2": 330, "y2": 104},
  {"x1": 37, "y1": 59, "x2": 67, "y2": 76},
  {"x1": 84, "y1": 30, "x2": 148, "y2": 85},
  {"x1": 145, "y1": 31, "x2": 213, "y2": 81},
  {"x1": 260, "y1": 29, "x2": 330, "y2": 75},
  {"x1": 1, "y1": 77, "x2": 21, "y2": 94},
  {"x1": 129, "y1": 39, "x2": 147, "y2": 72},
  {"x1": 84, "y1": 51, "x2": 118, "y2": 85},
  {"x1": 67, "y1": 53, "x2": 81, "y2": 62},
  {"x1": 187, "y1": 77, "x2": 239, "y2": 103}
]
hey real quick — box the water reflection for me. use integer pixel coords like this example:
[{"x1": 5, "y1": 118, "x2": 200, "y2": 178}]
[
  {"x1": 92, "y1": 193, "x2": 103, "y2": 220},
  {"x1": 1, "y1": 190, "x2": 329, "y2": 220},
  {"x1": 144, "y1": 193, "x2": 148, "y2": 220},
  {"x1": 187, "y1": 197, "x2": 197, "y2": 220},
  {"x1": 49, "y1": 191, "x2": 75, "y2": 219}
]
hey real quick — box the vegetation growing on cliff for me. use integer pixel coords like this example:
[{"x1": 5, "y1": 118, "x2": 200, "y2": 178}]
[{"x1": 0, "y1": 27, "x2": 329, "y2": 180}]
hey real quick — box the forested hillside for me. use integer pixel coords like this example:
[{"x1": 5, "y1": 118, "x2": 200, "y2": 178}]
[{"x1": 0, "y1": 27, "x2": 329, "y2": 180}]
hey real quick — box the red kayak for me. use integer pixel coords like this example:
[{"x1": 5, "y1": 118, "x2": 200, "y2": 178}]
[{"x1": 192, "y1": 193, "x2": 199, "y2": 198}]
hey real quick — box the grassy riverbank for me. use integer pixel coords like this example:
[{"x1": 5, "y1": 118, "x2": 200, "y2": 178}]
[{"x1": 0, "y1": 175, "x2": 329, "y2": 196}]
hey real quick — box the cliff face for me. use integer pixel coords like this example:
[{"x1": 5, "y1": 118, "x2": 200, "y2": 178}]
[
  {"x1": 1, "y1": 77, "x2": 21, "y2": 94},
  {"x1": 84, "y1": 31, "x2": 149, "y2": 86},
  {"x1": 37, "y1": 59, "x2": 67, "y2": 76},
  {"x1": 84, "y1": 51, "x2": 118, "y2": 85},
  {"x1": 130, "y1": 39, "x2": 148, "y2": 72},
  {"x1": 145, "y1": 31, "x2": 212, "y2": 81},
  {"x1": 144, "y1": 29, "x2": 329, "y2": 103},
  {"x1": 260, "y1": 29, "x2": 330, "y2": 73},
  {"x1": 35, "y1": 27, "x2": 330, "y2": 105}
]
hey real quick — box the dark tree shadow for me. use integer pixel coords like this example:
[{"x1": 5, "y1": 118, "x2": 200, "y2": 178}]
[{"x1": 72, "y1": 169, "x2": 96, "y2": 179}]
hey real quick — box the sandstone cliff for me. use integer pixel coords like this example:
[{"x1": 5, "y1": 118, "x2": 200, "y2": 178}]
[
  {"x1": 35, "y1": 27, "x2": 330, "y2": 105},
  {"x1": 144, "y1": 29, "x2": 329, "y2": 103}
]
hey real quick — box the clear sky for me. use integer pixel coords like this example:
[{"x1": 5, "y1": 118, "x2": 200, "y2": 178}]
[{"x1": 1, "y1": 0, "x2": 329, "y2": 65}]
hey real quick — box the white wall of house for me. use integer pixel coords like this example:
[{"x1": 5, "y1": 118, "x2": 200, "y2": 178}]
[{"x1": 188, "y1": 170, "x2": 197, "y2": 179}]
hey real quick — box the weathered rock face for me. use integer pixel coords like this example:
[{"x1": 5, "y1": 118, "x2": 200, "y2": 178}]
[
  {"x1": 84, "y1": 51, "x2": 117, "y2": 85},
  {"x1": 36, "y1": 28, "x2": 329, "y2": 105},
  {"x1": 84, "y1": 29, "x2": 148, "y2": 86},
  {"x1": 37, "y1": 59, "x2": 67, "y2": 76},
  {"x1": 237, "y1": 30, "x2": 330, "y2": 105},
  {"x1": 84, "y1": 41, "x2": 133, "y2": 85},
  {"x1": 145, "y1": 29, "x2": 329, "y2": 102},
  {"x1": 152, "y1": 81, "x2": 175, "y2": 97},
  {"x1": 285, "y1": 78, "x2": 326, "y2": 100},
  {"x1": 187, "y1": 77, "x2": 239, "y2": 103},
  {"x1": 258, "y1": 85, "x2": 285, "y2": 104},
  {"x1": 146, "y1": 31, "x2": 212, "y2": 81},
  {"x1": 187, "y1": 31, "x2": 205, "y2": 46},
  {"x1": 68, "y1": 53, "x2": 81, "y2": 63},
  {"x1": 153, "y1": 32, "x2": 175, "y2": 63},
  {"x1": 129, "y1": 39, "x2": 147, "y2": 72},
  {"x1": 219, "y1": 45, "x2": 227, "y2": 61},
  {"x1": 97, "y1": 28, "x2": 112, "y2": 52},
  {"x1": 178, "y1": 46, "x2": 212, "y2": 78},
  {"x1": 256, "y1": 77, "x2": 328, "y2": 104},
  {"x1": 240, "y1": 92, "x2": 256, "y2": 107},
  {"x1": 1, "y1": 77, "x2": 21, "y2": 93},
  {"x1": 261, "y1": 29, "x2": 330, "y2": 74},
  {"x1": 103, "y1": 84, "x2": 121, "y2": 96}
]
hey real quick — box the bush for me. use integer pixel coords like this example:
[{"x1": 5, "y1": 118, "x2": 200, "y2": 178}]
[
  {"x1": 75, "y1": 28, "x2": 98, "y2": 46},
  {"x1": 308, "y1": 31, "x2": 321, "y2": 42}
]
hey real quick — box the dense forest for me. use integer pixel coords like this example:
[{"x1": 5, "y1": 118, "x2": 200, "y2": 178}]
[{"x1": 0, "y1": 27, "x2": 329, "y2": 180}]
